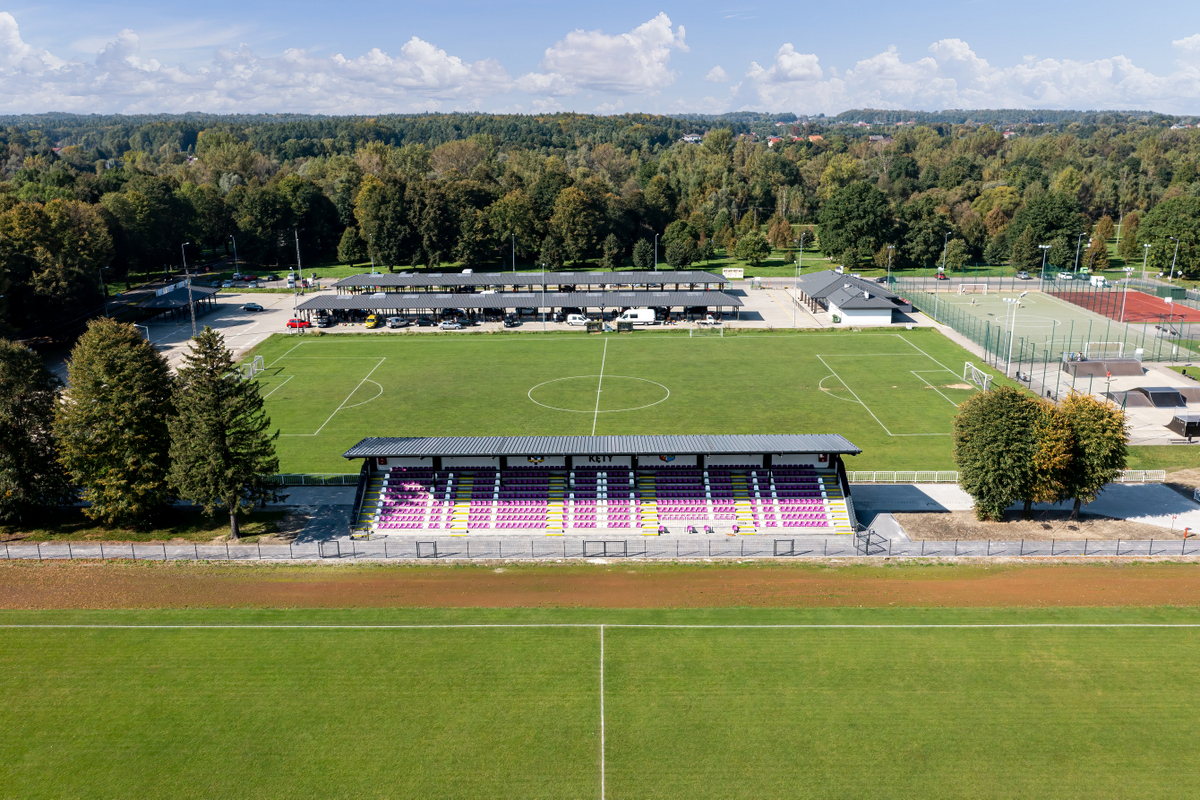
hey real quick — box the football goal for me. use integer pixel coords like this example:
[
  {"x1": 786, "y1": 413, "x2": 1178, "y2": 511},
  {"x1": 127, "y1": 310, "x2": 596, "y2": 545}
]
[
  {"x1": 243, "y1": 355, "x2": 265, "y2": 379},
  {"x1": 963, "y1": 362, "x2": 993, "y2": 391},
  {"x1": 957, "y1": 284, "x2": 989, "y2": 295},
  {"x1": 690, "y1": 321, "x2": 724, "y2": 337},
  {"x1": 1083, "y1": 342, "x2": 1124, "y2": 359}
]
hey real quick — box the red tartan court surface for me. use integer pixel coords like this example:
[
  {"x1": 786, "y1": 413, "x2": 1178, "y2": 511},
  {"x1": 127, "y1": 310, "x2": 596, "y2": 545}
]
[{"x1": 1051, "y1": 288, "x2": 1200, "y2": 324}]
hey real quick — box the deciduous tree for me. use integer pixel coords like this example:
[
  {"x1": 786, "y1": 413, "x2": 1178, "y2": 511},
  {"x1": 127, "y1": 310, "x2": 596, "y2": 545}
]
[
  {"x1": 733, "y1": 231, "x2": 771, "y2": 266},
  {"x1": 0, "y1": 339, "x2": 72, "y2": 523},
  {"x1": 168, "y1": 328, "x2": 281, "y2": 539},
  {"x1": 1059, "y1": 392, "x2": 1128, "y2": 519},
  {"x1": 953, "y1": 386, "x2": 1041, "y2": 520},
  {"x1": 631, "y1": 238, "x2": 653, "y2": 271},
  {"x1": 54, "y1": 318, "x2": 174, "y2": 526}
]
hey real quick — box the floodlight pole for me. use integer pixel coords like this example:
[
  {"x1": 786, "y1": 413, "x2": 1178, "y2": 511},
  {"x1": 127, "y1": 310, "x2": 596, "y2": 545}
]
[
  {"x1": 181, "y1": 242, "x2": 197, "y2": 338},
  {"x1": 1142, "y1": 243, "x2": 1151, "y2": 283},
  {"x1": 541, "y1": 262, "x2": 546, "y2": 332},
  {"x1": 793, "y1": 232, "x2": 806, "y2": 328},
  {"x1": 1038, "y1": 244, "x2": 1051, "y2": 285},
  {"x1": 1119, "y1": 267, "x2": 1135, "y2": 323},
  {"x1": 654, "y1": 233, "x2": 659, "y2": 272},
  {"x1": 1074, "y1": 232, "x2": 1085, "y2": 274},
  {"x1": 1003, "y1": 295, "x2": 1026, "y2": 377},
  {"x1": 230, "y1": 234, "x2": 239, "y2": 275},
  {"x1": 1168, "y1": 236, "x2": 1180, "y2": 282},
  {"x1": 511, "y1": 233, "x2": 516, "y2": 274}
]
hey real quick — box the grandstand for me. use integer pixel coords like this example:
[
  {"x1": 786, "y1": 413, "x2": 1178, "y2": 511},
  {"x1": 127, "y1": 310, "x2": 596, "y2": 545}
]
[{"x1": 343, "y1": 435, "x2": 861, "y2": 536}]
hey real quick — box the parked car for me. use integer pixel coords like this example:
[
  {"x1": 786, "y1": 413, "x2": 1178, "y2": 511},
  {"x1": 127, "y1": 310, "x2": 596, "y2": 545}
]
[
  {"x1": 566, "y1": 314, "x2": 588, "y2": 326},
  {"x1": 245, "y1": 282, "x2": 259, "y2": 288},
  {"x1": 1057, "y1": 271, "x2": 1074, "y2": 280},
  {"x1": 315, "y1": 315, "x2": 331, "y2": 328},
  {"x1": 1016, "y1": 271, "x2": 1031, "y2": 280},
  {"x1": 438, "y1": 319, "x2": 463, "y2": 330},
  {"x1": 286, "y1": 317, "x2": 310, "y2": 328},
  {"x1": 874, "y1": 276, "x2": 888, "y2": 284},
  {"x1": 935, "y1": 272, "x2": 949, "y2": 281},
  {"x1": 364, "y1": 314, "x2": 381, "y2": 329},
  {"x1": 210, "y1": 280, "x2": 223, "y2": 288},
  {"x1": 503, "y1": 313, "x2": 522, "y2": 328},
  {"x1": 386, "y1": 316, "x2": 410, "y2": 328},
  {"x1": 242, "y1": 302, "x2": 264, "y2": 312},
  {"x1": 222, "y1": 280, "x2": 234, "y2": 288},
  {"x1": 415, "y1": 316, "x2": 437, "y2": 327},
  {"x1": 262, "y1": 274, "x2": 279, "y2": 282}
]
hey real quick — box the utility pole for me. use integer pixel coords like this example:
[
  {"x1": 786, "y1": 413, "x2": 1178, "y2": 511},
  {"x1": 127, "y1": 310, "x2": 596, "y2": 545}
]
[
  {"x1": 1074, "y1": 232, "x2": 1085, "y2": 273},
  {"x1": 793, "y1": 232, "x2": 806, "y2": 328}
]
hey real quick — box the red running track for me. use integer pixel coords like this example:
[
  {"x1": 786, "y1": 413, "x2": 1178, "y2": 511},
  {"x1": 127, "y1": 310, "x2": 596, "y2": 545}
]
[{"x1": 1049, "y1": 288, "x2": 1200, "y2": 323}]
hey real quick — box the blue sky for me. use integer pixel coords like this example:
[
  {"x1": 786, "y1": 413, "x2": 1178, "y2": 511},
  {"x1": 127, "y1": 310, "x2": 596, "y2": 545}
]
[{"x1": 2, "y1": 1, "x2": 1199, "y2": 114}]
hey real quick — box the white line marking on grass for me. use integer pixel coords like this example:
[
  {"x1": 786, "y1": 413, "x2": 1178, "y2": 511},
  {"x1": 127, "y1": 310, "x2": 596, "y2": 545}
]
[
  {"x1": 896, "y1": 334, "x2": 960, "y2": 376},
  {"x1": 267, "y1": 341, "x2": 305, "y2": 367},
  {"x1": 261, "y1": 375, "x2": 294, "y2": 399},
  {"x1": 342, "y1": 380, "x2": 384, "y2": 410},
  {"x1": 592, "y1": 340, "x2": 608, "y2": 436},
  {"x1": 817, "y1": 375, "x2": 858, "y2": 403},
  {"x1": 599, "y1": 624, "x2": 606, "y2": 800},
  {"x1": 815, "y1": 355, "x2": 952, "y2": 437},
  {"x1": 910, "y1": 371, "x2": 962, "y2": 407},
  {"x1": 4, "y1": 624, "x2": 1200, "y2": 629},
  {"x1": 280, "y1": 357, "x2": 387, "y2": 437}
]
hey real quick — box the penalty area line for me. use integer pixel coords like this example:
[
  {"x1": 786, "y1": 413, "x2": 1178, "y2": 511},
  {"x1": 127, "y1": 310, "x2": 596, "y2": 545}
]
[{"x1": 3, "y1": 623, "x2": 1199, "y2": 630}]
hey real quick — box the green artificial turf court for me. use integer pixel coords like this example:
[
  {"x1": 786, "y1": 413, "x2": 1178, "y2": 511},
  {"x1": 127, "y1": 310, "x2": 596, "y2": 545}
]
[
  {"x1": 3, "y1": 607, "x2": 1200, "y2": 800},
  {"x1": 246, "y1": 328, "x2": 1014, "y2": 473}
]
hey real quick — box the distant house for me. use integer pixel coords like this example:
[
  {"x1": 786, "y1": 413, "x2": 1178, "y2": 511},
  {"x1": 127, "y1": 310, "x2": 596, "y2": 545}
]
[
  {"x1": 807, "y1": 135, "x2": 824, "y2": 142},
  {"x1": 681, "y1": 134, "x2": 703, "y2": 144},
  {"x1": 1003, "y1": 131, "x2": 1018, "y2": 139},
  {"x1": 767, "y1": 136, "x2": 783, "y2": 147},
  {"x1": 868, "y1": 135, "x2": 893, "y2": 144},
  {"x1": 796, "y1": 270, "x2": 912, "y2": 325}
]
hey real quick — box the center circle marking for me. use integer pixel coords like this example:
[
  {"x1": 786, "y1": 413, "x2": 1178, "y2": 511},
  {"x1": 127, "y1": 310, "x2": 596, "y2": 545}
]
[{"x1": 528, "y1": 375, "x2": 670, "y2": 413}]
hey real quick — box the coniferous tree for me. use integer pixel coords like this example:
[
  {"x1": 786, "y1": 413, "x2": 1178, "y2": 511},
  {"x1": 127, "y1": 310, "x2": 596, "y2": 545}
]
[
  {"x1": 631, "y1": 238, "x2": 653, "y2": 271},
  {"x1": 0, "y1": 339, "x2": 73, "y2": 523},
  {"x1": 599, "y1": 233, "x2": 622, "y2": 271},
  {"x1": 168, "y1": 328, "x2": 280, "y2": 539},
  {"x1": 54, "y1": 319, "x2": 174, "y2": 526},
  {"x1": 336, "y1": 226, "x2": 367, "y2": 265},
  {"x1": 953, "y1": 386, "x2": 1041, "y2": 520},
  {"x1": 1009, "y1": 226, "x2": 1041, "y2": 273}
]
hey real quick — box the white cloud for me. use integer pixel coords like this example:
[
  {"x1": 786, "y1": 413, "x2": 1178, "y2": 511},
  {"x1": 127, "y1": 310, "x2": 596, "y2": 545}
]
[
  {"x1": 0, "y1": 15, "x2": 511, "y2": 113},
  {"x1": 704, "y1": 65, "x2": 728, "y2": 82},
  {"x1": 518, "y1": 13, "x2": 687, "y2": 96},
  {"x1": 741, "y1": 37, "x2": 1200, "y2": 114}
]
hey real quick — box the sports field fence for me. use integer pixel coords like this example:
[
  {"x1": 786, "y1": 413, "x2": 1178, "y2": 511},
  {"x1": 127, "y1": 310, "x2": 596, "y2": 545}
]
[{"x1": 3, "y1": 532, "x2": 1193, "y2": 562}]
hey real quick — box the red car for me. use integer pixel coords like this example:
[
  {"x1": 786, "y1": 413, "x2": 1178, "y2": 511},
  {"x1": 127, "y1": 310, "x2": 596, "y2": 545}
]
[
  {"x1": 286, "y1": 318, "x2": 310, "y2": 329},
  {"x1": 935, "y1": 272, "x2": 949, "y2": 280}
]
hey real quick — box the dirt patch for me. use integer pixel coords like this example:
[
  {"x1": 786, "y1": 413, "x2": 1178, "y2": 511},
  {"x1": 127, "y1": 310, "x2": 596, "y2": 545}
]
[
  {"x1": 893, "y1": 510, "x2": 1177, "y2": 541},
  {"x1": 3, "y1": 561, "x2": 1200, "y2": 609},
  {"x1": 942, "y1": 383, "x2": 973, "y2": 390}
]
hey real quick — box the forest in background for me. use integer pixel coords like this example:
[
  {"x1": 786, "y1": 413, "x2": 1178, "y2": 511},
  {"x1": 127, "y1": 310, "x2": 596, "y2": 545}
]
[{"x1": 1, "y1": 109, "x2": 1199, "y2": 340}]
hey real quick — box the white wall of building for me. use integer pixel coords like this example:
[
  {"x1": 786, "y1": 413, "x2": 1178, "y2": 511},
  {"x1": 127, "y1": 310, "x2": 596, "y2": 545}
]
[{"x1": 830, "y1": 304, "x2": 894, "y2": 325}]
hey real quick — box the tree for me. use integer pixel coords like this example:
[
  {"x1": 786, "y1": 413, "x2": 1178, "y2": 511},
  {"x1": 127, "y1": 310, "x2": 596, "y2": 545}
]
[
  {"x1": 766, "y1": 215, "x2": 793, "y2": 248},
  {"x1": 1094, "y1": 215, "x2": 1115, "y2": 242},
  {"x1": 337, "y1": 226, "x2": 367, "y2": 265},
  {"x1": 539, "y1": 234, "x2": 565, "y2": 271},
  {"x1": 1139, "y1": 196, "x2": 1200, "y2": 279},
  {"x1": 1024, "y1": 401, "x2": 1075, "y2": 516},
  {"x1": 0, "y1": 339, "x2": 72, "y2": 523},
  {"x1": 697, "y1": 239, "x2": 716, "y2": 264},
  {"x1": 943, "y1": 239, "x2": 969, "y2": 272},
  {"x1": 953, "y1": 386, "x2": 1041, "y2": 520},
  {"x1": 733, "y1": 231, "x2": 772, "y2": 266},
  {"x1": 550, "y1": 183, "x2": 607, "y2": 264},
  {"x1": 665, "y1": 237, "x2": 697, "y2": 269},
  {"x1": 1009, "y1": 226, "x2": 1042, "y2": 273},
  {"x1": 1118, "y1": 211, "x2": 1141, "y2": 262},
  {"x1": 54, "y1": 318, "x2": 174, "y2": 526},
  {"x1": 897, "y1": 195, "x2": 953, "y2": 268},
  {"x1": 1047, "y1": 236, "x2": 1072, "y2": 272},
  {"x1": 983, "y1": 234, "x2": 1008, "y2": 266},
  {"x1": 168, "y1": 328, "x2": 280, "y2": 539},
  {"x1": 1006, "y1": 192, "x2": 1081, "y2": 250},
  {"x1": 631, "y1": 238, "x2": 653, "y2": 271},
  {"x1": 1084, "y1": 237, "x2": 1109, "y2": 272},
  {"x1": 818, "y1": 182, "x2": 894, "y2": 265},
  {"x1": 1059, "y1": 392, "x2": 1128, "y2": 519},
  {"x1": 600, "y1": 233, "x2": 622, "y2": 271}
]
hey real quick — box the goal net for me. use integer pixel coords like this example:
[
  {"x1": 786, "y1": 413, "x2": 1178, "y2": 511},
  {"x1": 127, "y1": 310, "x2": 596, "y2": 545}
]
[
  {"x1": 1083, "y1": 342, "x2": 1124, "y2": 359},
  {"x1": 957, "y1": 284, "x2": 988, "y2": 295},
  {"x1": 243, "y1": 355, "x2": 265, "y2": 379},
  {"x1": 690, "y1": 322, "x2": 724, "y2": 337},
  {"x1": 963, "y1": 362, "x2": 993, "y2": 391}
]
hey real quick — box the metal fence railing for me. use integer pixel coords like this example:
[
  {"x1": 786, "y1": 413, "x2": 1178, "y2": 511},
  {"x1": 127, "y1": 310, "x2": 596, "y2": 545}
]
[
  {"x1": 3, "y1": 532, "x2": 1193, "y2": 562},
  {"x1": 266, "y1": 474, "x2": 360, "y2": 486},
  {"x1": 847, "y1": 470, "x2": 1164, "y2": 484}
]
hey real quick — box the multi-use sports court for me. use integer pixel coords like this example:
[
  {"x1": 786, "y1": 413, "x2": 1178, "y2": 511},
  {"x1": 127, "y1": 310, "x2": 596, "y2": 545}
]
[
  {"x1": 5, "y1": 609, "x2": 1200, "y2": 799},
  {"x1": 247, "y1": 330, "x2": 1001, "y2": 473}
]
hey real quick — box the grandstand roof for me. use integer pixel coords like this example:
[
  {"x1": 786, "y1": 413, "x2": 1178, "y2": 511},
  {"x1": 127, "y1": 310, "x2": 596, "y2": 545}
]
[
  {"x1": 137, "y1": 284, "x2": 220, "y2": 310},
  {"x1": 344, "y1": 434, "x2": 861, "y2": 459},
  {"x1": 334, "y1": 270, "x2": 728, "y2": 290},
  {"x1": 297, "y1": 290, "x2": 742, "y2": 312}
]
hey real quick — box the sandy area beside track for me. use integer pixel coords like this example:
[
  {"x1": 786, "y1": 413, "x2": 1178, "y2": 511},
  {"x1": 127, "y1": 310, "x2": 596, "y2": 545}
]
[{"x1": 3, "y1": 561, "x2": 1200, "y2": 608}]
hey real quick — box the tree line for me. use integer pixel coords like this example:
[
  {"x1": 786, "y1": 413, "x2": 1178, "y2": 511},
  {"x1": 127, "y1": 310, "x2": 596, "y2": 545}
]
[
  {"x1": 0, "y1": 322, "x2": 279, "y2": 537},
  {"x1": 2, "y1": 111, "x2": 1200, "y2": 339}
]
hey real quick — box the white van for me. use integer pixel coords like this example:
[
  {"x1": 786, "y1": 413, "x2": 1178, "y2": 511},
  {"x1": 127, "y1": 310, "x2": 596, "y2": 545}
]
[
  {"x1": 617, "y1": 308, "x2": 657, "y2": 325},
  {"x1": 1089, "y1": 275, "x2": 1109, "y2": 288},
  {"x1": 286, "y1": 277, "x2": 296, "y2": 288},
  {"x1": 566, "y1": 314, "x2": 589, "y2": 326}
]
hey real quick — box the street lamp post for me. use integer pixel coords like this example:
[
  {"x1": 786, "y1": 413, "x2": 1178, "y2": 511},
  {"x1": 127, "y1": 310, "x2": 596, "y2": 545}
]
[
  {"x1": 1038, "y1": 244, "x2": 1051, "y2": 284},
  {"x1": 98, "y1": 265, "x2": 111, "y2": 318},
  {"x1": 886, "y1": 245, "x2": 894, "y2": 286},
  {"x1": 181, "y1": 242, "x2": 197, "y2": 338},
  {"x1": 1142, "y1": 243, "x2": 1151, "y2": 283},
  {"x1": 230, "y1": 234, "x2": 239, "y2": 276},
  {"x1": 654, "y1": 233, "x2": 659, "y2": 272},
  {"x1": 1074, "y1": 232, "x2": 1085, "y2": 274},
  {"x1": 934, "y1": 233, "x2": 949, "y2": 321},
  {"x1": 541, "y1": 262, "x2": 546, "y2": 331},
  {"x1": 511, "y1": 233, "x2": 516, "y2": 274},
  {"x1": 1168, "y1": 236, "x2": 1181, "y2": 282},
  {"x1": 1003, "y1": 291, "x2": 1028, "y2": 377}
]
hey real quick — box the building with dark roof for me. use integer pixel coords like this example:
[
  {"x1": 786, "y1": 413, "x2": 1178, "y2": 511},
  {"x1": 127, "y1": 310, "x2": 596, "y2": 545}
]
[{"x1": 796, "y1": 270, "x2": 911, "y2": 324}]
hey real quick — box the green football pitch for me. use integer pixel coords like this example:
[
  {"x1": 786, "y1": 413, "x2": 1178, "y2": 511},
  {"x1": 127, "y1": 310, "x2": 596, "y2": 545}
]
[
  {"x1": 245, "y1": 329, "x2": 1014, "y2": 473},
  {"x1": 4, "y1": 607, "x2": 1200, "y2": 799}
]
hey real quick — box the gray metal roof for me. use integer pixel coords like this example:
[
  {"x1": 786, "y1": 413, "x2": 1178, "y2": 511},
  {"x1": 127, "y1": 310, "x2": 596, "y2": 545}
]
[
  {"x1": 335, "y1": 270, "x2": 728, "y2": 289},
  {"x1": 826, "y1": 286, "x2": 900, "y2": 310},
  {"x1": 138, "y1": 284, "x2": 221, "y2": 310},
  {"x1": 297, "y1": 290, "x2": 742, "y2": 312},
  {"x1": 344, "y1": 434, "x2": 861, "y2": 459},
  {"x1": 798, "y1": 270, "x2": 902, "y2": 310}
]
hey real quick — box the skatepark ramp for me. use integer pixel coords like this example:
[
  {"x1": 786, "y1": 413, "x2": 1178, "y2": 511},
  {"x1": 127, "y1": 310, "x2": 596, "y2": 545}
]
[
  {"x1": 1061, "y1": 358, "x2": 1144, "y2": 378},
  {"x1": 1107, "y1": 391, "x2": 1153, "y2": 408},
  {"x1": 1136, "y1": 387, "x2": 1187, "y2": 408}
]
